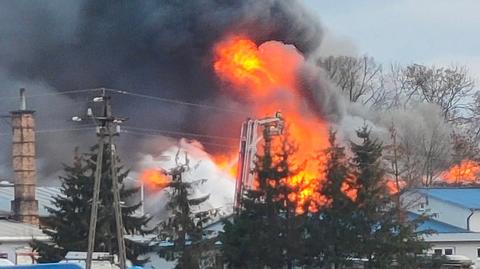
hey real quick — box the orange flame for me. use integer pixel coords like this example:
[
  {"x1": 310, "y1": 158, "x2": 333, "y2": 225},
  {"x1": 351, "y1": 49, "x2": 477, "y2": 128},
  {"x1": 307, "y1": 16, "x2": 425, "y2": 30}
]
[
  {"x1": 385, "y1": 179, "x2": 406, "y2": 194},
  {"x1": 214, "y1": 36, "x2": 333, "y2": 213},
  {"x1": 213, "y1": 154, "x2": 238, "y2": 179},
  {"x1": 140, "y1": 169, "x2": 170, "y2": 189},
  {"x1": 441, "y1": 160, "x2": 480, "y2": 184}
]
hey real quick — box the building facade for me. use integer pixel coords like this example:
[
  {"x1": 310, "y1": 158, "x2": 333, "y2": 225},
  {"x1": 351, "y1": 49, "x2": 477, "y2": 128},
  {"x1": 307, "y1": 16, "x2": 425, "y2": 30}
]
[{"x1": 404, "y1": 187, "x2": 480, "y2": 267}]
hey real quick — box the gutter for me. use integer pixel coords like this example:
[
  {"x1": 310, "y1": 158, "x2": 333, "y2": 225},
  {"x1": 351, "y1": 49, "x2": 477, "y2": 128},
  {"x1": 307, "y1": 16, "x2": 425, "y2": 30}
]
[{"x1": 467, "y1": 209, "x2": 476, "y2": 231}]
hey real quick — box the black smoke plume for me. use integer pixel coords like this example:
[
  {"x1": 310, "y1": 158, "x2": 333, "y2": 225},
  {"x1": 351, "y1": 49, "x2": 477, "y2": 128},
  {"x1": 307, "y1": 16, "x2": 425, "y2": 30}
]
[{"x1": 0, "y1": 0, "x2": 331, "y2": 181}]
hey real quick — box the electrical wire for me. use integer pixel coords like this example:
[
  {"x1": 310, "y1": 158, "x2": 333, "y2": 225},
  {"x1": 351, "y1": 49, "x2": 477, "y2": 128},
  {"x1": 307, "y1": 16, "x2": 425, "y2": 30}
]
[
  {"x1": 0, "y1": 87, "x2": 250, "y2": 116},
  {"x1": 0, "y1": 88, "x2": 102, "y2": 100},
  {"x1": 121, "y1": 129, "x2": 238, "y2": 150},
  {"x1": 0, "y1": 126, "x2": 97, "y2": 136},
  {"x1": 105, "y1": 88, "x2": 249, "y2": 115},
  {"x1": 0, "y1": 87, "x2": 245, "y2": 150},
  {"x1": 35, "y1": 126, "x2": 97, "y2": 134},
  {"x1": 0, "y1": 124, "x2": 238, "y2": 150},
  {"x1": 123, "y1": 126, "x2": 238, "y2": 141}
]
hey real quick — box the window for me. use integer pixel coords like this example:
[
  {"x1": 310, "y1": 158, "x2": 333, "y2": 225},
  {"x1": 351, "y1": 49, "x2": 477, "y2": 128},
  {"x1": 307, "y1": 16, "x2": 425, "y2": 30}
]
[
  {"x1": 477, "y1": 248, "x2": 480, "y2": 258},
  {"x1": 433, "y1": 248, "x2": 454, "y2": 256}
]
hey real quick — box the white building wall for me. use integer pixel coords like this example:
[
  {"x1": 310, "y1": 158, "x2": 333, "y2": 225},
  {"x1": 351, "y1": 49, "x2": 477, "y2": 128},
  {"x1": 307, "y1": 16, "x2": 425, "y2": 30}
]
[
  {"x1": 428, "y1": 198, "x2": 471, "y2": 229},
  {"x1": 429, "y1": 241, "x2": 480, "y2": 269},
  {"x1": 0, "y1": 242, "x2": 35, "y2": 264},
  {"x1": 403, "y1": 191, "x2": 471, "y2": 230}
]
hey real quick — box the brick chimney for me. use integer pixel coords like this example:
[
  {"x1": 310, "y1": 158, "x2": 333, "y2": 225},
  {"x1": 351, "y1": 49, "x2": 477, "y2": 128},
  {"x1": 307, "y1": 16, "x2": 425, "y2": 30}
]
[{"x1": 10, "y1": 88, "x2": 39, "y2": 225}]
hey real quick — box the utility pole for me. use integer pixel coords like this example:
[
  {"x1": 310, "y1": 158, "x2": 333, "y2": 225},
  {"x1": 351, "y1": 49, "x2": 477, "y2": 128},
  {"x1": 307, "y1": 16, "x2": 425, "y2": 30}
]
[{"x1": 81, "y1": 89, "x2": 127, "y2": 269}]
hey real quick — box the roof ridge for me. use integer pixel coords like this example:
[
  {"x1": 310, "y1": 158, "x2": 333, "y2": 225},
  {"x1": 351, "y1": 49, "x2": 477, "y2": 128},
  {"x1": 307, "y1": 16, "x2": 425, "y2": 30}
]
[{"x1": 414, "y1": 188, "x2": 480, "y2": 210}]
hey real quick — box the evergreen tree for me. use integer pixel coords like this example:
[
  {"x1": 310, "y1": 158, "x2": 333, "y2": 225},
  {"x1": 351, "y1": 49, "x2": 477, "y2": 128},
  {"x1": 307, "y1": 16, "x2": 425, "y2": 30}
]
[
  {"x1": 305, "y1": 131, "x2": 357, "y2": 269},
  {"x1": 350, "y1": 126, "x2": 428, "y2": 269},
  {"x1": 222, "y1": 132, "x2": 305, "y2": 268},
  {"x1": 157, "y1": 153, "x2": 215, "y2": 269},
  {"x1": 31, "y1": 144, "x2": 153, "y2": 265},
  {"x1": 222, "y1": 190, "x2": 271, "y2": 269}
]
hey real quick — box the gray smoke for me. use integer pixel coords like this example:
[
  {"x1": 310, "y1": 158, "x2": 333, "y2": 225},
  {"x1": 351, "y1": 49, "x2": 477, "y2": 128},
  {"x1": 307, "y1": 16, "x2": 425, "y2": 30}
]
[
  {"x1": 0, "y1": 0, "x2": 337, "y2": 182},
  {"x1": 0, "y1": 71, "x2": 97, "y2": 183}
]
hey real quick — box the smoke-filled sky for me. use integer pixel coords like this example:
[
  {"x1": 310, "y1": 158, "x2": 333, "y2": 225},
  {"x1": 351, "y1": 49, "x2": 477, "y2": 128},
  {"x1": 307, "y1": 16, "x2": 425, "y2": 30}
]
[
  {"x1": 304, "y1": 0, "x2": 480, "y2": 80},
  {"x1": 0, "y1": 0, "x2": 476, "y2": 186},
  {"x1": 0, "y1": 0, "x2": 329, "y2": 182}
]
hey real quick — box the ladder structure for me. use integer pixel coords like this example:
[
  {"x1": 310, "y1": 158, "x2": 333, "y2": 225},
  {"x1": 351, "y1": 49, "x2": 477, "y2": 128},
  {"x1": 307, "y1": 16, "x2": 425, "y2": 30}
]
[{"x1": 234, "y1": 112, "x2": 284, "y2": 213}]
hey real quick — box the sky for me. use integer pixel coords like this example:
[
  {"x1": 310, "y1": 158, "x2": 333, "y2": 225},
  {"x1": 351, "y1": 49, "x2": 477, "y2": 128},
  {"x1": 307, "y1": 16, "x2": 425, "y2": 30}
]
[{"x1": 302, "y1": 0, "x2": 480, "y2": 81}]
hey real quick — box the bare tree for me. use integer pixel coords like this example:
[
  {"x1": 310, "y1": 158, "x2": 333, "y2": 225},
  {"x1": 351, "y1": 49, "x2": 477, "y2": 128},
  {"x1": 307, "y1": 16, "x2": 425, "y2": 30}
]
[
  {"x1": 464, "y1": 92, "x2": 480, "y2": 143},
  {"x1": 451, "y1": 132, "x2": 480, "y2": 164},
  {"x1": 390, "y1": 64, "x2": 475, "y2": 123},
  {"x1": 319, "y1": 55, "x2": 386, "y2": 108},
  {"x1": 383, "y1": 63, "x2": 415, "y2": 110},
  {"x1": 380, "y1": 105, "x2": 453, "y2": 187}
]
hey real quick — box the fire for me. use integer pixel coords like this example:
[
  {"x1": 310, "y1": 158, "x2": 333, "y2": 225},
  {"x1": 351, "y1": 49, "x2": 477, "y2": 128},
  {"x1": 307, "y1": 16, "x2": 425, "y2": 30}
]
[
  {"x1": 214, "y1": 36, "x2": 300, "y2": 98},
  {"x1": 213, "y1": 154, "x2": 238, "y2": 178},
  {"x1": 441, "y1": 160, "x2": 480, "y2": 184},
  {"x1": 140, "y1": 169, "x2": 170, "y2": 189},
  {"x1": 214, "y1": 35, "x2": 332, "y2": 213},
  {"x1": 385, "y1": 179, "x2": 406, "y2": 194}
]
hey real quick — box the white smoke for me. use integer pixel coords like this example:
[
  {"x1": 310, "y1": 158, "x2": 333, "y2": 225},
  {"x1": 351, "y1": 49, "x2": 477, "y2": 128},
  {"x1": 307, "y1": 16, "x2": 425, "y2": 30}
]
[{"x1": 135, "y1": 139, "x2": 235, "y2": 222}]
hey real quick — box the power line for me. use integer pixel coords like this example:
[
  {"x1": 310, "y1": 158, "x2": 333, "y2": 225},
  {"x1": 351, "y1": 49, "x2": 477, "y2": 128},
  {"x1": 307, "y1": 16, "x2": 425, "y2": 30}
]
[
  {"x1": 123, "y1": 126, "x2": 238, "y2": 141},
  {"x1": 122, "y1": 129, "x2": 238, "y2": 150},
  {"x1": 105, "y1": 88, "x2": 249, "y2": 115},
  {"x1": 35, "y1": 126, "x2": 97, "y2": 134},
  {"x1": 0, "y1": 88, "x2": 102, "y2": 101},
  {"x1": 0, "y1": 87, "x2": 251, "y2": 116},
  {"x1": 0, "y1": 124, "x2": 238, "y2": 146},
  {"x1": 0, "y1": 126, "x2": 97, "y2": 136},
  {"x1": 0, "y1": 126, "x2": 239, "y2": 149}
]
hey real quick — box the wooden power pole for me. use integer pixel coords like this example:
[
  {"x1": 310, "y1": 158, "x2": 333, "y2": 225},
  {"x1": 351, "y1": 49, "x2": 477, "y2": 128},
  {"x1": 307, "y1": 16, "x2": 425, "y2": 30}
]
[{"x1": 84, "y1": 89, "x2": 127, "y2": 269}]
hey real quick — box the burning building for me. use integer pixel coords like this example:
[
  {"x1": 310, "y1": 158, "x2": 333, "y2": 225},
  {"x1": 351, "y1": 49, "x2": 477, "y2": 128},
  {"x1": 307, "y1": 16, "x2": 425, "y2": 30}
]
[
  {"x1": 0, "y1": 1, "x2": 479, "y2": 267},
  {"x1": 0, "y1": 0, "x2": 473, "y2": 215}
]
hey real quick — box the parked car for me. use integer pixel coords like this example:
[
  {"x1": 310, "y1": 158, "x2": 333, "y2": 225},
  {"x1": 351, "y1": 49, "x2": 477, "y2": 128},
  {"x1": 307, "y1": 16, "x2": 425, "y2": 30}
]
[{"x1": 440, "y1": 255, "x2": 473, "y2": 269}]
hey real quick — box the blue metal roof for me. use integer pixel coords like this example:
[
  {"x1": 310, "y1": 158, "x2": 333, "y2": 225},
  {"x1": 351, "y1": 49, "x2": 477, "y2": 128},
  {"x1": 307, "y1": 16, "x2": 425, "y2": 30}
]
[
  {"x1": 408, "y1": 212, "x2": 469, "y2": 233},
  {"x1": 415, "y1": 188, "x2": 480, "y2": 210},
  {"x1": 0, "y1": 263, "x2": 82, "y2": 269}
]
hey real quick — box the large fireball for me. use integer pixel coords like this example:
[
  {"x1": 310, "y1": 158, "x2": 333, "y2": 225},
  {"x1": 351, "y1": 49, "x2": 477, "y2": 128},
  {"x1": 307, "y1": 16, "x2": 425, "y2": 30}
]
[{"x1": 213, "y1": 35, "x2": 333, "y2": 213}]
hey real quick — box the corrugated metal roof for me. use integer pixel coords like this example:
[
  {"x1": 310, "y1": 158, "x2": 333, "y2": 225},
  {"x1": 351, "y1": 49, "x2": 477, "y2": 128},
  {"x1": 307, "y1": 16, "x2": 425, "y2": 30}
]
[
  {"x1": 0, "y1": 186, "x2": 61, "y2": 216},
  {"x1": 0, "y1": 219, "x2": 49, "y2": 241},
  {"x1": 415, "y1": 187, "x2": 480, "y2": 210},
  {"x1": 408, "y1": 212, "x2": 469, "y2": 233}
]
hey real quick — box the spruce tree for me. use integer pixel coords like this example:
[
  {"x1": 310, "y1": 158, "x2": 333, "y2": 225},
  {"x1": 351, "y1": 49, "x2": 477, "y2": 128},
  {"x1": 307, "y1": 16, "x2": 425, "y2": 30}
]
[
  {"x1": 305, "y1": 131, "x2": 357, "y2": 268},
  {"x1": 221, "y1": 190, "x2": 270, "y2": 269},
  {"x1": 157, "y1": 153, "x2": 215, "y2": 269},
  {"x1": 222, "y1": 131, "x2": 305, "y2": 269},
  {"x1": 31, "y1": 144, "x2": 153, "y2": 265},
  {"x1": 350, "y1": 126, "x2": 428, "y2": 269}
]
